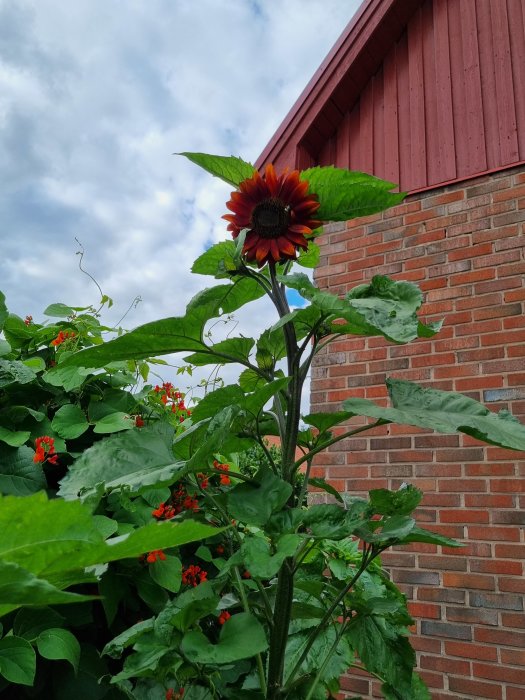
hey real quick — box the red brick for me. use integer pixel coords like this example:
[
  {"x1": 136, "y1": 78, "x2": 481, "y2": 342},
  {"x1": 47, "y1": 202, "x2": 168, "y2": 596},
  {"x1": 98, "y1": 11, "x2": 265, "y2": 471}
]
[
  {"x1": 442, "y1": 572, "x2": 495, "y2": 590},
  {"x1": 445, "y1": 640, "x2": 498, "y2": 661},
  {"x1": 448, "y1": 675, "x2": 502, "y2": 699},
  {"x1": 473, "y1": 661, "x2": 525, "y2": 685}
]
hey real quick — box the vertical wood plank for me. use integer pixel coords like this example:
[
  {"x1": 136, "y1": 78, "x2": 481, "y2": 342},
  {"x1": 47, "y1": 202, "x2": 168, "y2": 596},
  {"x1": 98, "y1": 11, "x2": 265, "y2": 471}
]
[
  {"x1": 359, "y1": 78, "x2": 375, "y2": 174},
  {"x1": 432, "y1": 0, "x2": 456, "y2": 181},
  {"x1": 373, "y1": 65, "x2": 385, "y2": 179},
  {"x1": 491, "y1": 0, "x2": 519, "y2": 164},
  {"x1": 460, "y1": 0, "x2": 487, "y2": 174},
  {"x1": 348, "y1": 100, "x2": 361, "y2": 172},
  {"x1": 383, "y1": 47, "x2": 400, "y2": 185},
  {"x1": 335, "y1": 110, "x2": 351, "y2": 168},
  {"x1": 422, "y1": 0, "x2": 440, "y2": 185},
  {"x1": 447, "y1": 0, "x2": 470, "y2": 178},
  {"x1": 506, "y1": 0, "x2": 525, "y2": 159},
  {"x1": 396, "y1": 31, "x2": 411, "y2": 191},
  {"x1": 476, "y1": 0, "x2": 500, "y2": 168},
  {"x1": 407, "y1": 6, "x2": 427, "y2": 188}
]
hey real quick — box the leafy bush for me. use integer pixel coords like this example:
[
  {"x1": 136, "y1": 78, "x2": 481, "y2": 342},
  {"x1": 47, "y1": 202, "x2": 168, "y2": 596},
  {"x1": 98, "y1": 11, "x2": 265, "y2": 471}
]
[{"x1": 1, "y1": 155, "x2": 525, "y2": 699}]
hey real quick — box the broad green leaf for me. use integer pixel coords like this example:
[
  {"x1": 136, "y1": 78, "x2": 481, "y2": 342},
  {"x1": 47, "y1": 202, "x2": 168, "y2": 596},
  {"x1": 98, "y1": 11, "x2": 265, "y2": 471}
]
[
  {"x1": 240, "y1": 534, "x2": 300, "y2": 578},
  {"x1": 158, "y1": 583, "x2": 220, "y2": 633},
  {"x1": 284, "y1": 628, "x2": 354, "y2": 686},
  {"x1": 0, "y1": 427, "x2": 31, "y2": 447},
  {"x1": 181, "y1": 612, "x2": 267, "y2": 664},
  {"x1": 102, "y1": 619, "x2": 154, "y2": 658},
  {"x1": 51, "y1": 404, "x2": 90, "y2": 439},
  {"x1": 190, "y1": 385, "x2": 245, "y2": 424},
  {"x1": 0, "y1": 492, "x2": 221, "y2": 578},
  {"x1": 36, "y1": 628, "x2": 81, "y2": 671},
  {"x1": 179, "y1": 152, "x2": 256, "y2": 187},
  {"x1": 58, "y1": 422, "x2": 177, "y2": 498},
  {"x1": 0, "y1": 444, "x2": 46, "y2": 496},
  {"x1": 302, "y1": 501, "x2": 368, "y2": 539},
  {"x1": 185, "y1": 405, "x2": 241, "y2": 473},
  {"x1": 93, "y1": 411, "x2": 134, "y2": 434},
  {"x1": 62, "y1": 278, "x2": 264, "y2": 369},
  {"x1": 307, "y1": 478, "x2": 343, "y2": 503},
  {"x1": 228, "y1": 467, "x2": 292, "y2": 526},
  {"x1": 2, "y1": 315, "x2": 33, "y2": 349},
  {"x1": 346, "y1": 613, "x2": 415, "y2": 694},
  {"x1": 382, "y1": 672, "x2": 431, "y2": 700},
  {"x1": 43, "y1": 303, "x2": 76, "y2": 317},
  {"x1": 13, "y1": 607, "x2": 66, "y2": 641},
  {"x1": 0, "y1": 561, "x2": 94, "y2": 615},
  {"x1": 0, "y1": 637, "x2": 36, "y2": 685},
  {"x1": 296, "y1": 240, "x2": 320, "y2": 268},
  {"x1": 239, "y1": 368, "x2": 268, "y2": 392},
  {"x1": 399, "y1": 526, "x2": 462, "y2": 548},
  {"x1": 0, "y1": 359, "x2": 37, "y2": 388},
  {"x1": 22, "y1": 356, "x2": 46, "y2": 372},
  {"x1": 0, "y1": 292, "x2": 7, "y2": 331},
  {"x1": 0, "y1": 339, "x2": 11, "y2": 356},
  {"x1": 301, "y1": 166, "x2": 405, "y2": 221},
  {"x1": 192, "y1": 241, "x2": 238, "y2": 277},
  {"x1": 148, "y1": 554, "x2": 182, "y2": 593},
  {"x1": 43, "y1": 364, "x2": 95, "y2": 391},
  {"x1": 369, "y1": 486, "x2": 423, "y2": 516},
  {"x1": 303, "y1": 411, "x2": 354, "y2": 434},
  {"x1": 342, "y1": 378, "x2": 525, "y2": 452},
  {"x1": 184, "y1": 336, "x2": 255, "y2": 367}
]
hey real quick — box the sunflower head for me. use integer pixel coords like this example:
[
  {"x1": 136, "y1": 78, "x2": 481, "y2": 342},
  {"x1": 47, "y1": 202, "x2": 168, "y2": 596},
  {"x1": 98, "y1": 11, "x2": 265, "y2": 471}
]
[{"x1": 222, "y1": 164, "x2": 321, "y2": 267}]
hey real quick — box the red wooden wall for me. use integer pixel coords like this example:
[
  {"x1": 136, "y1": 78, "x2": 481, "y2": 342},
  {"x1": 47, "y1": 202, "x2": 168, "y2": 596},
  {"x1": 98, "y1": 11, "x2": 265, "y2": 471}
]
[{"x1": 305, "y1": 0, "x2": 525, "y2": 193}]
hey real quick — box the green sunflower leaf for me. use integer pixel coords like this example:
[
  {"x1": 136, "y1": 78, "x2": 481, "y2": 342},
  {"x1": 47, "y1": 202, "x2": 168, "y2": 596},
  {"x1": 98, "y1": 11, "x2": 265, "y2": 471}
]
[
  {"x1": 342, "y1": 378, "x2": 525, "y2": 452},
  {"x1": 178, "y1": 152, "x2": 256, "y2": 188},
  {"x1": 192, "y1": 241, "x2": 238, "y2": 277},
  {"x1": 61, "y1": 278, "x2": 264, "y2": 369},
  {"x1": 300, "y1": 166, "x2": 405, "y2": 221}
]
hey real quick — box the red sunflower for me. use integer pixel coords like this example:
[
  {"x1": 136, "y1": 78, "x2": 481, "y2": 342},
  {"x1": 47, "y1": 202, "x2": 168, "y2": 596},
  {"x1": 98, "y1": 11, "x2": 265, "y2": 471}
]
[{"x1": 223, "y1": 164, "x2": 321, "y2": 267}]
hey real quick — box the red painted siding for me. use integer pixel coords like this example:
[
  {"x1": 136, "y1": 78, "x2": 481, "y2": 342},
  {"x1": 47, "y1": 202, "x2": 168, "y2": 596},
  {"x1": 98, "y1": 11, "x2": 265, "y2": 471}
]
[
  {"x1": 259, "y1": 0, "x2": 525, "y2": 194},
  {"x1": 314, "y1": 0, "x2": 525, "y2": 192}
]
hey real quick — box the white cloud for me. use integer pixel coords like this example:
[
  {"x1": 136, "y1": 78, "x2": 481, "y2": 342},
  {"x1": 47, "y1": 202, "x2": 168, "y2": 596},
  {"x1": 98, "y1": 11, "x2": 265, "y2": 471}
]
[{"x1": 0, "y1": 0, "x2": 360, "y2": 401}]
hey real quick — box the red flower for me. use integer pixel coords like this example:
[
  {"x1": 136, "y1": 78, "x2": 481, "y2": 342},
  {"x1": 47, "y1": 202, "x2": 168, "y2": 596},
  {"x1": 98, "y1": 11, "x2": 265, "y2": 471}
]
[
  {"x1": 242, "y1": 570, "x2": 251, "y2": 579},
  {"x1": 152, "y1": 502, "x2": 176, "y2": 520},
  {"x1": 181, "y1": 565, "x2": 208, "y2": 587},
  {"x1": 215, "y1": 544, "x2": 225, "y2": 555},
  {"x1": 218, "y1": 610, "x2": 231, "y2": 625},
  {"x1": 146, "y1": 550, "x2": 166, "y2": 563},
  {"x1": 33, "y1": 436, "x2": 58, "y2": 464},
  {"x1": 24, "y1": 315, "x2": 33, "y2": 325},
  {"x1": 51, "y1": 330, "x2": 76, "y2": 347},
  {"x1": 223, "y1": 164, "x2": 321, "y2": 267},
  {"x1": 135, "y1": 415, "x2": 145, "y2": 428},
  {"x1": 197, "y1": 473, "x2": 209, "y2": 489},
  {"x1": 166, "y1": 689, "x2": 185, "y2": 700}
]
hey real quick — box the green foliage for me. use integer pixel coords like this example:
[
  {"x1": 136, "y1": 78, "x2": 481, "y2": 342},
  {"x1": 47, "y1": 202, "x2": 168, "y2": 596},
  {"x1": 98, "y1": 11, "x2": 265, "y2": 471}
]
[{"x1": 2, "y1": 154, "x2": 525, "y2": 699}]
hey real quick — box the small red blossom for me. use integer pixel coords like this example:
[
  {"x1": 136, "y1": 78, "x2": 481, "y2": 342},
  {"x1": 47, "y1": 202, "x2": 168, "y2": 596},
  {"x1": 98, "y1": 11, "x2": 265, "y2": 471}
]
[
  {"x1": 135, "y1": 415, "x2": 145, "y2": 428},
  {"x1": 51, "y1": 330, "x2": 76, "y2": 347},
  {"x1": 181, "y1": 564, "x2": 208, "y2": 587},
  {"x1": 152, "y1": 502, "x2": 176, "y2": 520},
  {"x1": 146, "y1": 550, "x2": 166, "y2": 564},
  {"x1": 33, "y1": 436, "x2": 58, "y2": 464},
  {"x1": 215, "y1": 544, "x2": 225, "y2": 555},
  {"x1": 165, "y1": 689, "x2": 184, "y2": 700},
  {"x1": 24, "y1": 315, "x2": 33, "y2": 325},
  {"x1": 242, "y1": 570, "x2": 251, "y2": 579},
  {"x1": 218, "y1": 610, "x2": 231, "y2": 625},
  {"x1": 213, "y1": 460, "x2": 232, "y2": 486},
  {"x1": 197, "y1": 473, "x2": 209, "y2": 489}
]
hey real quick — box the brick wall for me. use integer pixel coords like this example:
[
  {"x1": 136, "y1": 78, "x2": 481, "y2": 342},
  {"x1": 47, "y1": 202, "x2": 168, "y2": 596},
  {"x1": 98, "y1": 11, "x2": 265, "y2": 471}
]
[{"x1": 312, "y1": 165, "x2": 525, "y2": 700}]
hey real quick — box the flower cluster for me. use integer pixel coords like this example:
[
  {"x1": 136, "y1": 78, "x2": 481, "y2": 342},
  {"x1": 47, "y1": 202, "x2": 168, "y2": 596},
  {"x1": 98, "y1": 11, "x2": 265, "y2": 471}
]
[
  {"x1": 51, "y1": 330, "x2": 76, "y2": 347},
  {"x1": 217, "y1": 610, "x2": 231, "y2": 625},
  {"x1": 213, "y1": 459, "x2": 231, "y2": 486},
  {"x1": 165, "y1": 688, "x2": 184, "y2": 700},
  {"x1": 33, "y1": 436, "x2": 59, "y2": 465},
  {"x1": 145, "y1": 550, "x2": 166, "y2": 564},
  {"x1": 153, "y1": 383, "x2": 191, "y2": 423},
  {"x1": 181, "y1": 564, "x2": 208, "y2": 587},
  {"x1": 24, "y1": 315, "x2": 33, "y2": 325},
  {"x1": 152, "y1": 484, "x2": 199, "y2": 520}
]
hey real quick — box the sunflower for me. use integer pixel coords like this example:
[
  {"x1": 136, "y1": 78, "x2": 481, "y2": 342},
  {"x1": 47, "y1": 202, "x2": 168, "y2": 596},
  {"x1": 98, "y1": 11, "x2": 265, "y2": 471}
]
[{"x1": 223, "y1": 164, "x2": 321, "y2": 267}]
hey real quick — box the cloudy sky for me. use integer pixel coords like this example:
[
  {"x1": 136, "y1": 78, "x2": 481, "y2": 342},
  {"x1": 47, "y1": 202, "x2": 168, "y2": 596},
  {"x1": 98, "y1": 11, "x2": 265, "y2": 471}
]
[{"x1": 1, "y1": 0, "x2": 360, "y2": 392}]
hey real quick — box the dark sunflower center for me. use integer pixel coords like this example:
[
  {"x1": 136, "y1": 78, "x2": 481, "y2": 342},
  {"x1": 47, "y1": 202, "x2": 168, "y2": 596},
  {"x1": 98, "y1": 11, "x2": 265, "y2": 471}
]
[{"x1": 251, "y1": 197, "x2": 290, "y2": 239}]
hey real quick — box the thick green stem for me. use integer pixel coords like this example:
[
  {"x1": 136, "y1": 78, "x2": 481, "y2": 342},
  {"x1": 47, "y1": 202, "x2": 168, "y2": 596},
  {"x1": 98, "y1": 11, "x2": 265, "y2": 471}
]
[{"x1": 267, "y1": 557, "x2": 295, "y2": 699}]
